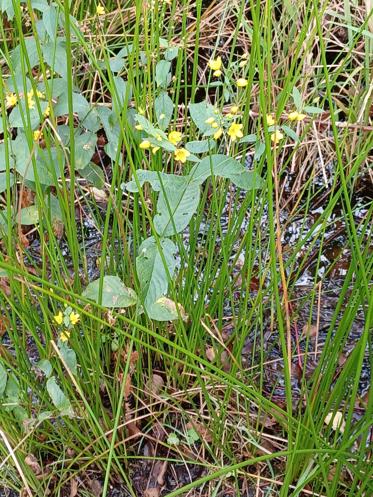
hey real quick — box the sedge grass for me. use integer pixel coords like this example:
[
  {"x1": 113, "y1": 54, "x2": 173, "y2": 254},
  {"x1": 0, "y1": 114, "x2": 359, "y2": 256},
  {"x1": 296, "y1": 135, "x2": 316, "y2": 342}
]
[{"x1": 0, "y1": 1, "x2": 372, "y2": 496}]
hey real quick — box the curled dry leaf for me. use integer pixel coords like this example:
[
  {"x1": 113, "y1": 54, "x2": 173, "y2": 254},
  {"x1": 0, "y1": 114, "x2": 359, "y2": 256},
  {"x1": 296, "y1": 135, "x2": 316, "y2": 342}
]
[
  {"x1": 25, "y1": 454, "x2": 42, "y2": 476},
  {"x1": 91, "y1": 187, "x2": 108, "y2": 203}
]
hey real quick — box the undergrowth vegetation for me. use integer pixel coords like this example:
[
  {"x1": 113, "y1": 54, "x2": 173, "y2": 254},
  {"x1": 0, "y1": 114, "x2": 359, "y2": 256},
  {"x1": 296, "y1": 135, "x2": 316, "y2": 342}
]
[{"x1": 0, "y1": 1, "x2": 372, "y2": 496}]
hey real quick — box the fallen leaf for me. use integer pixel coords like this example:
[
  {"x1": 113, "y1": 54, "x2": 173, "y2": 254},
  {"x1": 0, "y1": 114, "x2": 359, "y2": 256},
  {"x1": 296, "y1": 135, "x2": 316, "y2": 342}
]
[
  {"x1": 25, "y1": 454, "x2": 42, "y2": 476},
  {"x1": 69, "y1": 479, "x2": 78, "y2": 497},
  {"x1": 88, "y1": 479, "x2": 102, "y2": 497},
  {"x1": 302, "y1": 324, "x2": 318, "y2": 338},
  {"x1": 146, "y1": 374, "x2": 164, "y2": 396}
]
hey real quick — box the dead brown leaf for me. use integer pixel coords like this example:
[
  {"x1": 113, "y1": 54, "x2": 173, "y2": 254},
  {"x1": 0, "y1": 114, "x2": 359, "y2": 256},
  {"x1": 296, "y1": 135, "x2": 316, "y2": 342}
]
[
  {"x1": 146, "y1": 374, "x2": 164, "y2": 396},
  {"x1": 25, "y1": 454, "x2": 42, "y2": 476},
  {"x1": 88, "y1": 479, "x2": 102, "y2": 497},
  {"x1": 69, "y1": 479, "x2": 78, "y2": 497},
  {"x1": 302, "y1": 324, "x2": 318, "y2": 338}
]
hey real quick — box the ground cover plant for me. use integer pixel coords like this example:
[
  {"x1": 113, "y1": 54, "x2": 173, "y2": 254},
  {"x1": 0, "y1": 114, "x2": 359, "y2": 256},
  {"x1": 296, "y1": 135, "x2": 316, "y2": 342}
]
[{"x1": 0, "y1": 0, "x2": 372, "y2": 496}]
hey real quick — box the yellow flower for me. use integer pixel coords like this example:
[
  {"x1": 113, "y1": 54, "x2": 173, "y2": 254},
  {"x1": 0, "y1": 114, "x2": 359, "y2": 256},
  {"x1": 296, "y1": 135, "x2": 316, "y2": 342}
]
[
  {"x1": 139, "y1": 140, "x2": 151, "y2": 149},
  {"x1": 33, "y1": 129, "x2": 42, "y2": 141},
  {"x1": 43, "y1": 105, "x2": 50, "y2": 117},
  {"x1": 152, "y1": 146, "x2": 160, "y2": 154},
  {"x1": 213, "y1": 69, "x2": 222, "y2": 77},
  {"x1": 59, "y1": 330, "x2": 71, "y2": 343},
  {"x1": 288, "y1": 111, "x2": 306, "y2": 121},
  {"x1": 174, "y1": 148, "x2": 190, "y2": 163},
  {"x1": 211, "y1": 121, "x2": 219, "y2": 128},
  {"x1": 266, "y1": 114, "x2": 275, "y2": 126},
  {"x1": 239, "y1": 60, "x2": 247, "y2": 68},
  {"x1": 155, "y1": 133, "x2": 163, "y2": 142},
  {"x1": 236, "y1": 78, "x2": 248, "y2": 88},
  {"x1": 69, "y1": 311, "x2": 80, "y2": 325},
  {"x1": 54, "y1": 312, "x2": 63, "y2": 325},
  {"x1": 213, "y1": 128, "x2": 223, "y2": 140},
  {"x1": 208, "y1": 56, "x2": 222, "y2": 72},
  {"x1": 168, "y1": 130, "x2": 182, "y2": 145},
  {"x1": 227, "y1": 122, "x2": 243, "y2": 141},
  {"x1": 28, "y1": 89, "x2": 45, "y2": 99},
  {"x1": 27, "y1": 97, "x2": 35, "y2": 109},
  {"x1": 135, "y1": 124, "x2": 143, "y2": 131},
  {"x1": 138, "y1": 107, "x2": 145, "y2": 115},
  {"x1": 231, "y1": 105, "x2": 239, "y2": 114},
  {"x1": 205, "y1": 117, "x2": 215, "y2": 124},
  {"x1": 5, "y1": 93, "x2": 17, "y2": 107},
  {"x1": 270, "y1": 130, "x2": 284, "y2": 144},
  {"x1": 96, "y1": 4, "x2": 105, "y2": 15}
]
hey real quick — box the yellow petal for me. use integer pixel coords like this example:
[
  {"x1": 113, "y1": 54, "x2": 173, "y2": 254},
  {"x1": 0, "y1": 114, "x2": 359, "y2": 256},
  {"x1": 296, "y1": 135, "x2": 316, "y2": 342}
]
[{"x1": 236, "y1": 78, "x2": 248, "y2": 88}]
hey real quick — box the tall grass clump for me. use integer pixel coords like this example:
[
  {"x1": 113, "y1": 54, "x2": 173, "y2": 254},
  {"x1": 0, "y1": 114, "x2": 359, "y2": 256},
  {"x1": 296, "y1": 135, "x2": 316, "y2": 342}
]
[{"x1": 0, "y1": 1, "x2": 372, "y2": 496}]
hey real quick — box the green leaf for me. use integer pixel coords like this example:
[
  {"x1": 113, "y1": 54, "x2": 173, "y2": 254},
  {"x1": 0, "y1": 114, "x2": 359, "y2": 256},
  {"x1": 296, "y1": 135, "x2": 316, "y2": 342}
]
[
  {"x1": 100, "y1": 56, "x2": 125, "y2": 73},
  {"x1": 0, "y1": 172, "x2": 15, "y2": 193},
  {"x1": 13, "y1": 134, "x2": 62, "y2": 185},
  {"x1": 167, "y1": 433, "x2": 180, "y2": 446},
  {"x1": 135, "y1": 114, "x2": 171, "y2": 148},
  {"x1": 79, "y1": 162, "x2": 105, "y2": 188},
  {"x1": 189, "y1": 101, "x2": 217, "y2": 136},
  {"x1": 155, "y1": 60, "x2": 171, "y2": 88},
  {"x1": 112, "y1": 77, "x2": 131, "y2": 107},
  {"x1": 185, "y1": 140, "x2": 216, "y2": 154},
  {"x1": 146, "y1": 296, "x2": 188, "y2": 322},
  {"x1": 0, "y1": 143, "x2": 15, "y2": 171},
  {"x1": 74, "y1": 131, "x2": 96, "y2": 170},
  {"x1": 136, "y1": 237, "x2": 177, "y2": 309},
  {"x1": 0, "y1": 362, "x2": 7, "y2": 398},
  {"x1": 82, "y1": 275, "x2": 137, "y2": 308},
  {"x1": 254, "y1": 141, "x2": 265, "y2": 161},
  {"x1": 303, "y1": 105, "x2": 324, "y2": 114},
  {"x1": 58, "y1": 343, "x2": 77, "y2": 375},
  {"x1": 54, "y1": 92, "x2": 90, "y2": 120},
  {"x1": 4, "y1": 373, "x2": 19, "y2": 403},
  {"x1": 189, "y1": 154, "x2": 263, "y2": 190},
  {"x1": 154, "y1": 177, "x2": 201, "y2": 236},
  {"x1": 154, "y1": 91, "x2": 174, "y2": 130},
  {"x1": 19, "y1": 206, "x2": 39, "y2": 225},
  {"x1": 11, "y1": 37, "x2": 39, "y2": 72},
  {"x1": 292, "y1": 87, "x2": 303, "y2": 111},
  {"x1": 281, "y1": 125, "x2": 299, "y2": 142},
  {"x1": 42, "y1": 39, "x2": 68, "y2": 80},
  {"x1": 185, "y1": 427, "x2": 200, "y2": 444},
  {"x1": 46, "y1": 376, "x2": 74, "y2": 417},
  {"x1": 43, "y1": 4, "x2": 59, "y2": 39},
  {"x1": 0, "y1": 0, "x2": 15, "y2": 19},
  {"x1": 164, "y1": 46, "x2": 179, "y2": 61},
  {"x1": 9, "y1": 100, "x2": 49, "y2": 129},
  {"x1": 239, "y1": 134, "x2": 257, "y2": 144},
  {"x1": 124, "y1": 170, "x2": 171, "y2": 193},
  {"x1": 37, "y1": 359, "x2": 52, "y2": 378}
]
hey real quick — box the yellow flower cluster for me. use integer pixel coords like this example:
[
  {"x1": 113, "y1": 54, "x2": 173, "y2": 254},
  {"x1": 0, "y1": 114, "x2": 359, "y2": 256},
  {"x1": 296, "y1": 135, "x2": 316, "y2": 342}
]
[
  {"x1": 53, "y1": 309, "x2": 80, "y2": 343},
  {"x1": 208, "y1": 57, "x2": 223, "y2": 77},
  {"x1": 228, "y1": 123, "x2": 243, "y2": 141},
  {"x1": 174, "y1": 148, "x2": 190, "y2": 163}
]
